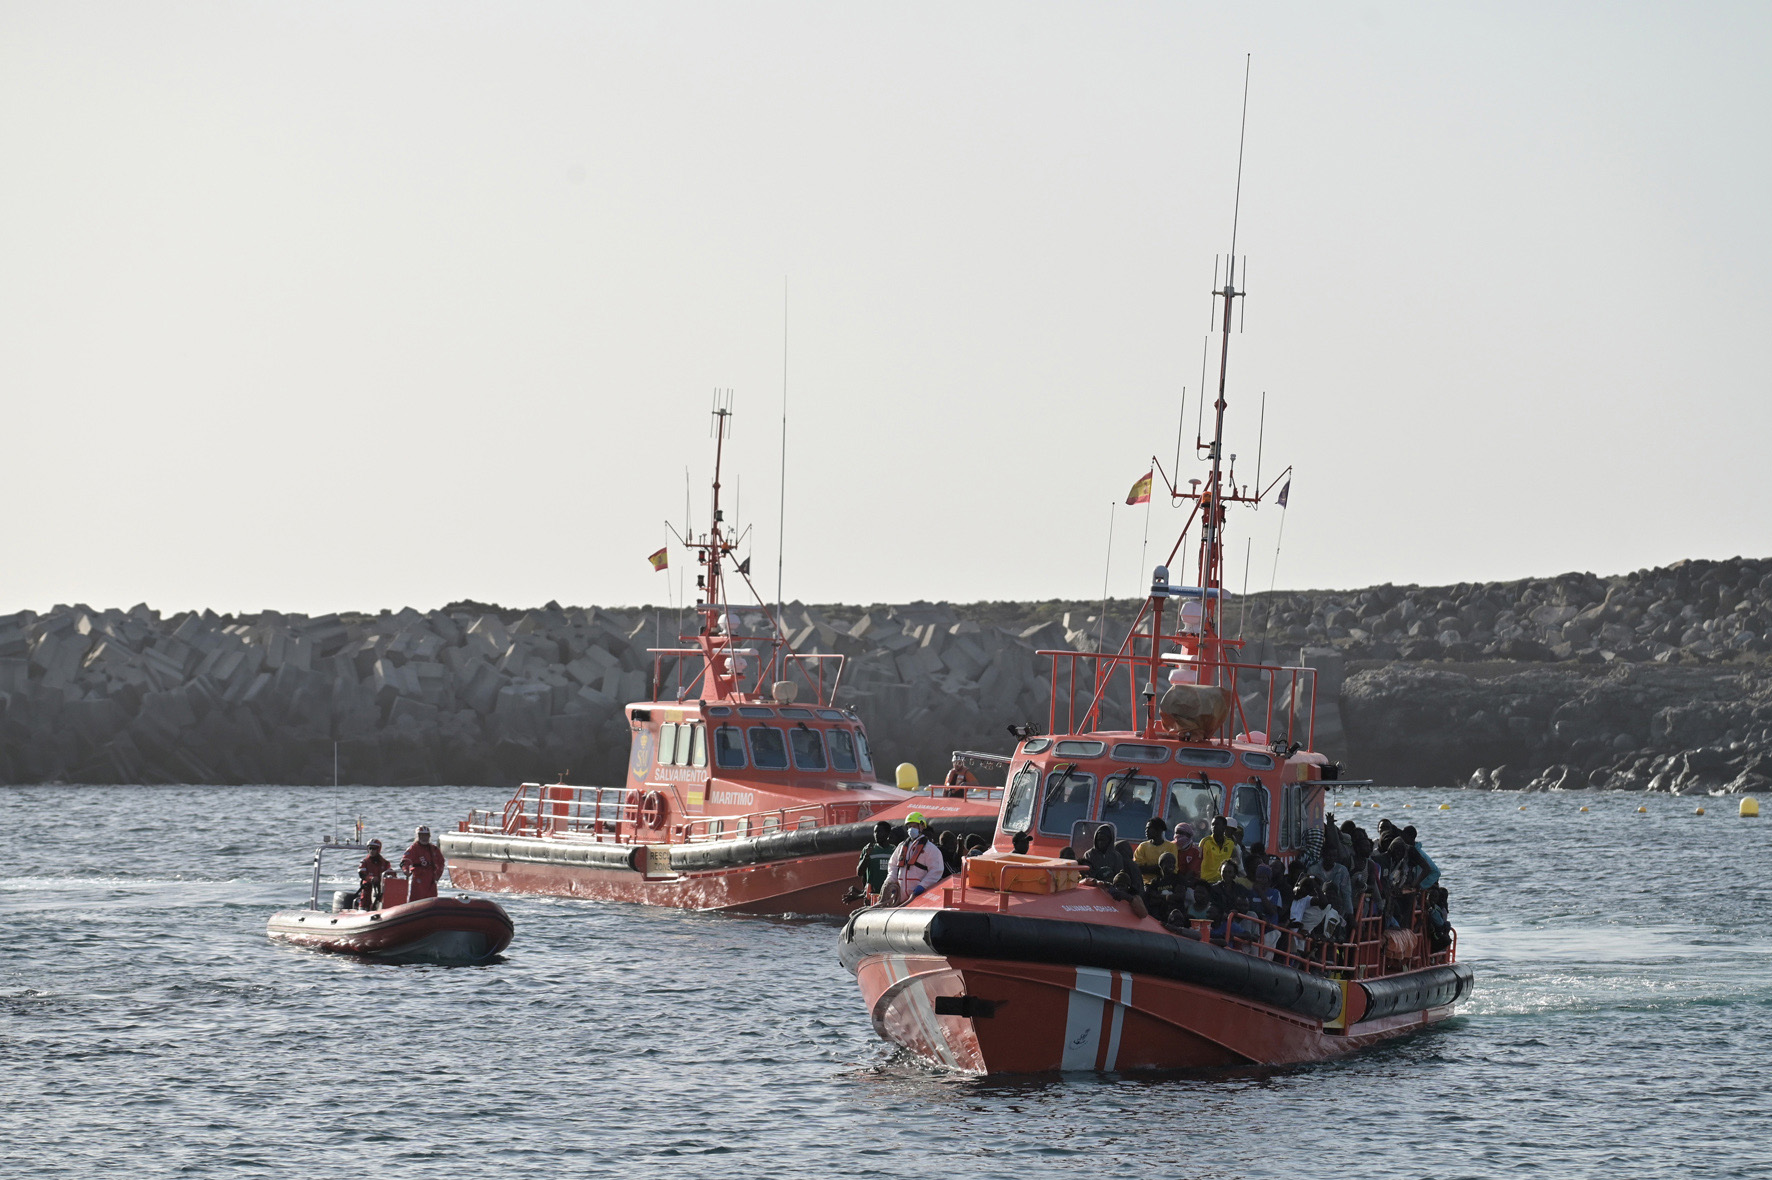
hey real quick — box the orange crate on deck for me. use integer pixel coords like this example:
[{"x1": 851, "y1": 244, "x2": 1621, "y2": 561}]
[{"x1": 964, "y1": 853, "x2": 1081, "y2": 894}]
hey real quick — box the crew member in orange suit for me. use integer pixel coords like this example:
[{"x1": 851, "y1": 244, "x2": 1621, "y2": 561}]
[{"x1": 401, "y1": 825, "x2": 447, "y2": 901}]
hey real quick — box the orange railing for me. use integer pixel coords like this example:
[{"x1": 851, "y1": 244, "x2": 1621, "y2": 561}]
[{"x1": 1040, "y1": 649, "x2": 1318, "y2": 751}]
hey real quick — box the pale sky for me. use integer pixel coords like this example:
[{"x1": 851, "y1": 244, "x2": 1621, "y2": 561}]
[{"x1": 4, "y1": 3, "x2": 1768, "y2": 617}]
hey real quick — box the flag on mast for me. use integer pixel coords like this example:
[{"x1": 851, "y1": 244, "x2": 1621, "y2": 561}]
[
  {"x1": 647, "y1": 547, "x2": 669, "y2": 571},
  {"x1": 1125, "y1": 470, "x2": 1153, "y2": 506},
  {"x1": 1276, "y1": 479, "x2": 1291, "y2": 508}
]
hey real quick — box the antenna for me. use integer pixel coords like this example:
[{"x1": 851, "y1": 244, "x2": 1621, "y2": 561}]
[
  {"x1": 776, "y1": 278, "x2": 788, "y2": 655},
  {"x1": 1254, "y1": 391, "x2": 1265, "y2": 502},
  {"x1": 1172, "y1": 386, "x2": 1187, "y2": 489},
  {"x1": 1228, "y1": 54, "x2": 1251, "y2": 264}
]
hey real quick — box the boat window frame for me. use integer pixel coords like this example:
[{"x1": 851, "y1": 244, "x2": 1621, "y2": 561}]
[
  {"x1": 1022, "y1": 737, "x2": 1052, "y2": 754},
  {"x1": 1037, "y1": 767, "x2": 1097, "y2": 837},
  {"x1": 712, "y1": 724, "x2": 747, "y2": 769},
  {"x1": 1002, "y1": 761, "x2": 1039, "y2": 833},
  {"x1": 738, "y1": 706, "x2": 775, "y2": 719},
  {"x1": 1099, "y1": 770, "x2": 1162, "y2": 832},
  {"x1": 747, "y1": 725, "x2": 790, "y2": 770},
  {"x1": 1232, "y1": 780, "x2": 1272, "y2": 850},
  {"x1": 705, "y1": 705, "x2": 732, "y2": 717},
  {"x1": 816, "y1": 709, "x2": 847, "y2": 721},
  {"x1": 1052, "y1": 739, "x2": 1107, "y2": 758},
  {"x1": 778, "y1": 706, "x2": 815, "y2": 720},
  {"x1": 828, "y1": 728, "x2": 859, "y2": 772},
  {"x1": 1110, "y1": 742, "x2": 1170, "y2": 764},
  {"x1": 658, "y1": 722, "x2": 680, "y2": 767},
  {"x1": 854, "y1": 729, "x2": 874, "y2": 774},
  {"x1": 1164, "y1": 777, "x2": 1224, "y2": 836},
  {"x1": 789, "y1": 725, "x2": 828, "y2": 771},
  {"x1": 689, "y1": 723, "x2": 707, "y2": 768},
  {"x1": 1175, "y1": 747, "x2": 1235, "y2": 767},
  {"x1": 1241, "y1": 751, "x2": 1276, "y2": 770}
]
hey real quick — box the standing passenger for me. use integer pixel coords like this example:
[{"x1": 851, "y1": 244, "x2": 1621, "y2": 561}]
[
  {"x1": 1198, "y1": 816, "x2": 1239, "y2": 888},
  {"x1": 401, "y1": 825, "x2": 447, "y2": 902},
  {"x1": 881, "y1": 812, "x2": 945, "y2": 904}
]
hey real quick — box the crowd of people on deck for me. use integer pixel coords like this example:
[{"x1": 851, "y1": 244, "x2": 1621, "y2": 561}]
[
  {"x1": 848, "y1": 804, "x2": 1452, "y2": 963},
  {"x1": 1072, "y1": 811, "x2": 1451, "y2": 959}
]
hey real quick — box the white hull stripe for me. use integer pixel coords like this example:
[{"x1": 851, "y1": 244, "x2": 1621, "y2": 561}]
[{"x1": 1064, "y1": 966, "x2": 1133, "y2": 1071}]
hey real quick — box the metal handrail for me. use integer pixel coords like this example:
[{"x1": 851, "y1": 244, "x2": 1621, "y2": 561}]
[{"x1": 1040, "y1": 648, "x2": 1318, "y2": 751}]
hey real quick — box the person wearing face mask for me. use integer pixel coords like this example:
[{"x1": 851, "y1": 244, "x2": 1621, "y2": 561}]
[{"x1": 880, "y1": 812, "x2": 945, "y2": 906}]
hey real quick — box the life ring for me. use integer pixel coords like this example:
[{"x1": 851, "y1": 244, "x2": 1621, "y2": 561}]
[{"x1": 640, "y1": 790, "x2": 665, "y2": 829}]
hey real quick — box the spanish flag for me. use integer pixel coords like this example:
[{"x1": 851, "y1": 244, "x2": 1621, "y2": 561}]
[
  {"x1": 647, "y1": 547, "x2": 668, "y2": 571},
  {"x1": 1125, "y1": 470, "x2": 1153, "y2": 506}
]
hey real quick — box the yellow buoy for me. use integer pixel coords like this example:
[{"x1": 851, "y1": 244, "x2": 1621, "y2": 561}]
[
  {"x1": 1404, "y1": 803, "x2": 1412, "y2": 809},
  {"x1": 895, "y1": 762, "x2": 921, "y2": 792},
  {"x1": 1579, "y1": 806, "x2": 1589, "y2": 812},
  {"x1": 1439, "y1": 803, "x2": 1450, "y2": 810},
  {"x1": 1352, "y1": 800, "x2": 1360, "y2": 806},
  {"x1": 1742, "y1": 797, "x2": 1760, "y2": 818},
  {"x1": 1637, "y1": 805, "x2": 1648, "y2": 813},
  {"x1": 1518, "y1": 805, "x2": 1526, "y2": 811},
  {"x1": 1694, "y1": 806, "x2": 1705, "y2": 815}
]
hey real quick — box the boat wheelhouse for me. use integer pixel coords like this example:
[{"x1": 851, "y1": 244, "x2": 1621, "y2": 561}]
[{"x1": 443, "y1": 400, "x2": 999, "y2": 914}]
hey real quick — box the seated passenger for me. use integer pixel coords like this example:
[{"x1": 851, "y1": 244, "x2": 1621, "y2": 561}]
[
  {"x1": 1133, "y1": 818, "x2": 1180, "y2": 888},
  {"x1": 936, "y1": 830, "x2": 963, "y2": 876},
  {"x1": 964, "y1": 833, "x2": 988, "y2": 856},
  {"x1": 1403, "y1": 825, "x2": 1441, "y2": 889},
  {"x1": 1010, "y1": 830, "x2": 1033, "y2": 855},
  {"x1": 355, "y1": 839, "x2": 391, "y2": 910},
  {"x1": 1081, "y1": 824, "x2": 1140, "y2": 890}
]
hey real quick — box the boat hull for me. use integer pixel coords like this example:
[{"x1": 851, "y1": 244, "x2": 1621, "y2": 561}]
[
  {"x1": 445, "y1": 849, "x2": 856, "y2": 915},
  {"x1": 854, "y1": 952, "x2": 1463, "y2": 1074},
  {"x1": 267, "y1": 896, "x2": 514, "y2": 965},
  {"x1": 441, "y1": 811, "x2": 998, "y2": 916}
]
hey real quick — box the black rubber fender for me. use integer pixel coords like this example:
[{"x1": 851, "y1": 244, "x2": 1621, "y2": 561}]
[
  {"x1": 1356, "y1": 961, "x2": 1474, "y2": 1021},
  {"x1": 670, "y1": 813, "x2": 997, "y2": 873},
  {"x1": 840, "y1": 906, "x2": 1344, "y2": 1023}
]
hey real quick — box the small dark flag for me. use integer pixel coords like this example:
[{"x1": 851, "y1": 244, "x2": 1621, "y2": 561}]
[
  {"x1": 1276, "y1": 479, "x2": 1291, "y2": 509},
  {"x1": 737, "y1": 557, "x2": 751, "y2": 576}
]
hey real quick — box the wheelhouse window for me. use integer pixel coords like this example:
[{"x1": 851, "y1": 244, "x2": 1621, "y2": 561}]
[
  {"x1": 1242, "y1": 751, "x2": 1275, "y2": 770},
  {"x1": 1175, "y1": 747, "x2": 1234, "y2": 767},
  {"x1": 1111, "y1": 743, "x2": 1169, "y2": 763},
  {"x1": 1002, "y1": 762, "x2": 1038, "y2": 833},
  {"x1": 748, "y1": 727, "x2": 789, "y2": 770},
  {"x1": 1038, "y1": 768, "x2": 1096, "y2": 837},
  {"x1": 739, "y1": 706, "x2": 774, "y2": 718},
  {"x1": 713, "y1": 725, "x2": 747, "y2": 769},
  {"x1": 829, "y1": 729, "x2": 858, "y2": 772},
  {"x1": 816, "y1": 709, "x2": 846, "y2": 721},
  {"x1": 1053, "y1": 739, "x2": 1106, "y2": 759},
  {"x1": 1232, "y1": 782, "x2": 1271, "y2": 850},
  {"x1": 689, "y1": 724, "x2": 707, "y2": 768},
  {"x1": 1100, "y1": 772, "x2": 1160, "y2": 837},
  {"x1": 789, "y1": 726, "x2": 827, "y2": 771},
  {"x1": 1279, "y1": 783, "x2": 1303, "y2": 850},
  {"x1": 855, "y1": 730, "x2": 874, "y2": 774},
  {"x1": 658, "y1": 722, "x2": 679, "y2": 767},
  {"x1": 1164, "y1": 779, "x2": 1222, "y2": 837},
  {"x1": 778, "y1": 707, "x2": 814, "y2": 720},
  {"x1": 1022, "y1": 737, "x2": 1052, "y2": 754}
]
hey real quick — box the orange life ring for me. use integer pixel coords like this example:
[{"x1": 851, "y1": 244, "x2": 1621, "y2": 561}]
[{"x1": 640, "y1": 790, "x2": 665, "y2": 829}]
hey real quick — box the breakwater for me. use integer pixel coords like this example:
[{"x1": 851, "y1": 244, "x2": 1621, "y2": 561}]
[{"x1": 3, "y1": 555, "x2": 1768, "y2": 792}]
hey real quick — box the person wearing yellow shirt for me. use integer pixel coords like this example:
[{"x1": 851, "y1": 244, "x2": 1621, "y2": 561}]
[
  {"x1": 1133, "y1": 817, "x2": 1180, "y2": 888},
  {"x1": 1198, "y1": 815, "x2": 1239, "y2": 889}
]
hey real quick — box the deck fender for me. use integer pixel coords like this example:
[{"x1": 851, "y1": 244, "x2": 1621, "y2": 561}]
[
  {"x1": 440, "y1": 832, "x2": 643, "y2": 872},
  {"x1": 669, "y1": 814, "x2": 998, "y2": 873},
  {"x1": 1355, "y1": 962, "x2": 1474, "y2": 1022},
  {"x1": 840, "y1": 907, "x2": 1343, "y2": 1023}
]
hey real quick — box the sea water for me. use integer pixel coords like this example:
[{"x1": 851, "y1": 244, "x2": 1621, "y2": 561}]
[{"x1": 3, "y1": 784, "x2": 1769, "y2": 1179}]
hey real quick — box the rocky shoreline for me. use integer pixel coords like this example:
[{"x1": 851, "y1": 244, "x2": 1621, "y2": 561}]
[{"x1": 3, "y1": 555, "x2": 1768, "y2": 793}]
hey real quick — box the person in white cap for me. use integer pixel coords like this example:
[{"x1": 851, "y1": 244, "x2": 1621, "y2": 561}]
[
  {"x1": 879, "y1": 812, "x2": 945, "y2": 906},
  {"x1": 401, "y1": 825, "x2": 447, "y2": 902}
]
